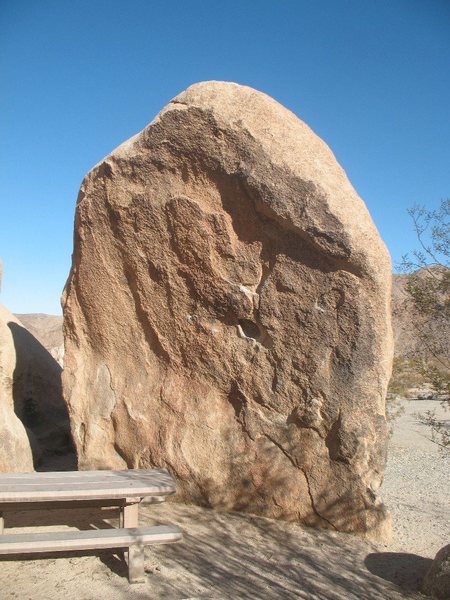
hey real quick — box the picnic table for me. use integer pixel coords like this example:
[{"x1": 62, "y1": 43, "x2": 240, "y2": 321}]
[{"x1": 0, "y1": 468, "x2": 182, "y2": 582}]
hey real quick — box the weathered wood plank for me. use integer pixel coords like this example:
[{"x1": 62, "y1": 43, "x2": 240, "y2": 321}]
[
  {"x1": 0, "y1": 479, "x2": 150, "y2": 489},
  {"x1": 0, "y1": 525, "x2": 182, "y2": 554},
  {"x1": 0, "y1": 496, "x2": 165, "y2": 512},
  {"x1": 0, "y1": 484, "x2": 174, "y2": 502},
  {"x1": 0, "y1": 468, "x2": 172, "y2": 485},
  {"x1": 0, "y1": 481, "x2": 173, "y2": 491},
  {"x1": 121, "y1": 500, "x2": 140, "y2": 572},
  {"x1": 128, "y1": 543, "x2": 145, "y2": 583},
  {"x1": 120, "y1": 501, "x2": 139, "y2": 529},
  {"x1": 0, "y1": 469, "x2": 176, "y2": 502}
]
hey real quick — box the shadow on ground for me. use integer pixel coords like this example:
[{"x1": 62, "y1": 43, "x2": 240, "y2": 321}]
[
  {"x1": 365, "y1": 552, "x2": 431, "y2": 593},
  {"x1": 134, "y1": 503, "x2": 425, "y2": 600},
  {"x1": 1, "y1": 503, "x2": 428, "y2": 599}
]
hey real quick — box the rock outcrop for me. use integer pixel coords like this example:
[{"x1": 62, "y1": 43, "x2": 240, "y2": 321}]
[
  {"x1": 0, "y1": 305, "x2": 34, "y2": 472},
  {"x1": 0, "y1": 306, "x2": 72, "y2": 469},
  {"x1": 422, "y1": 544, "x2": 450, "y2": 600},
  {"x1": 63, "y1": 81, "x2": 393, "y2": 538},
  {"x1": 0, "y1": 260, "x2": 72, "y2": 470},
  {"x1": 0, "y1": 258, "x2": 33, "y2": 471},
  {"x1": 15, "y1": 314, "x2": 64, "y2": 366}
]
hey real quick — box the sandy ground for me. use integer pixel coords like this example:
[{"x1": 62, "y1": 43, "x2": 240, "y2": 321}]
[
  {"x1": 1, "y1": 399, "x2": 448, "y2": 600},
  {"x1": 382, "y1": 399, "x2": 449, "y2": 558}
]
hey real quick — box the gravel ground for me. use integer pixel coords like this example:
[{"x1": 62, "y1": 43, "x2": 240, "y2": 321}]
[{"x1": 382, "y1": 398, "x2": 450, "y2": 557}]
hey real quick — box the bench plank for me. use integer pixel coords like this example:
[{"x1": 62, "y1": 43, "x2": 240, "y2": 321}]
[{"x1": 0, "y1": 525, "x2": 182, "y2": 554}]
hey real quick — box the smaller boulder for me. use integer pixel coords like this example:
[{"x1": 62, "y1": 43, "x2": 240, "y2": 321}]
[
  {"x1": 0, "y1": 306, "x2": 34, "y2": 472},
  {"x1": 422, "y1": 544, "x2": 450, "y2": 600},
  {"x1": 0, "y1": 303, "x2": 73, "y2": 470},
  {"x1": 14, "y1": 314, "x2": 64, "y2": 366}
]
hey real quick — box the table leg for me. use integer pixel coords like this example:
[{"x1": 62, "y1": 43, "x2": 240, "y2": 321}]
[
  {"x1": 121, "y1": 501, "x2": 139, "y2": 528},
  {"x1": 128, "y1": 544, "x2": 145, "y2": 583},
  {"x1": 0, "y1": 512, "x2": 3, "y2": 534},
  {"x1": 120, "y1": 499, "x2": 140, "y2": 571}
]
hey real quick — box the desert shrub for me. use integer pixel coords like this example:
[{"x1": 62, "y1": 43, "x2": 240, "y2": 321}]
[{"x1": 388, "y1": 357, "x2": 426, "y2": 398}]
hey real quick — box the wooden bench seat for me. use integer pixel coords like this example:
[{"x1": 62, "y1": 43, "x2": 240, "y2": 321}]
[{"x1": 0, "y1": 524, "x2": 182, "y2": 582}]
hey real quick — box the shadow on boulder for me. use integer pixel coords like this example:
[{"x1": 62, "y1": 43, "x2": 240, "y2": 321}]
[{"x1": 8, "y1": 321, "x2": 74, "y2": 468}]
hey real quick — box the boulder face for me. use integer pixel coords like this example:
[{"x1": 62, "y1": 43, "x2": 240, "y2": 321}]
[
  {"x1": 422, "y1": 544, "x2": 450, "y2": 600},
  {"x1": 63, "y1": 81, "x2": 393, "y2": 538},
  {"x1": 0, "y1": 260, "x2": 32, "y2": 471},
  {"x1": 15, "y1": 314, "x2": 64, "y2": 366},
  {"x1": 0, "y1": 305, "x2": 72, "y2": 470},
  {"x1": 0, "y1": 305, "x2": 34, "y2": 472}
]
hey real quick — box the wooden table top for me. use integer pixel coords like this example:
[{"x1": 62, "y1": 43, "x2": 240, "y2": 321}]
[{"x1": 0, "y1": 468, "x2": 176, "y2": 503}]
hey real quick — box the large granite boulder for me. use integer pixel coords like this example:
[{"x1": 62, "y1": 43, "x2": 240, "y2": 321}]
[
  {"x1": 0, "y1": 259, "x2": 33, "y2": 471},
  {"x1": 8, "y1": 315, "x2": 71, "y2": 460},
  {"x1": 15, "y1": 314, "x2": 64, "y2": 367},
  {"x1": 0, "y1": 304, "x2": 72, "y2": 469},
  {"x1": 0, "y1": 305, "x2": 34, "y2": 471},
  {"x1": 63, "y1": 81, "x2": 393, "y2": 538},
  {"x1": 0, "y1": 260, "x2": 72, "y2": 470}
]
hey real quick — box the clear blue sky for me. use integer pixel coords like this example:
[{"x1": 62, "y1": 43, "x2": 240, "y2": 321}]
[{"x1": 1, "y1": 0, "x2": 449, "y2": 314}]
